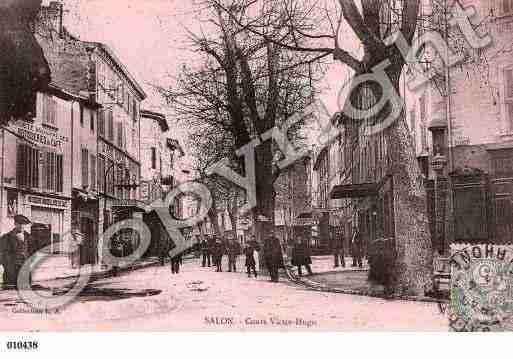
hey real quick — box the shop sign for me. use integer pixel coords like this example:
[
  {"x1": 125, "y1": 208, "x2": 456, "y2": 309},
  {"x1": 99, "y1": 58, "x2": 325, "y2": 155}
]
[
  {"x1": 28, "y1": 195, "x2": 68, "y2": 208},
  {"x1": 294, "y1": 218, "x2": 317, "y2": 226},
  {"x1": 10, "y1": 120, "x2": 69, "y2": 149}
]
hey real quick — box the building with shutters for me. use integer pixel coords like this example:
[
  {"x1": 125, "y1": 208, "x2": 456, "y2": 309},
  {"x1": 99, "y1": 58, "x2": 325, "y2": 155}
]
[
  {"x1": 139, "y1": 109, "x2": 185, "y2": 257},
  {"x1": 402, "y1": 0, "x2": 513, "y2": 250},
  {"x1": 0, "y1": 2, "x2": 102, "y2": 255},
  {"x1": 325, "y1": 0, "x2": 513, "y2": 281},
  {"x1": 89, "y1": 42, "x2": 147, "y2": 253},
  {"x1": 0, "y1": 2, "x2": 148, "y2": 264}
]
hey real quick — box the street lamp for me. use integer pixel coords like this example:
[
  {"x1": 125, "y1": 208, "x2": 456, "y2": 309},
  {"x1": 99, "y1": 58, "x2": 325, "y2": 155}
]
[{"x1": 429, "y1": 119, "x2": 448, "y2": 255}]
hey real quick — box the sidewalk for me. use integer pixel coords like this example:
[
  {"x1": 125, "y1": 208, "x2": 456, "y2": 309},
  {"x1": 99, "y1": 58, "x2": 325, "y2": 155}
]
[
  {"x1": 288, "y1": 256, "x2": 446, "y2": 303},
  {"x1": 0, "y1": 253, "x2": 181, "y2": 287}
]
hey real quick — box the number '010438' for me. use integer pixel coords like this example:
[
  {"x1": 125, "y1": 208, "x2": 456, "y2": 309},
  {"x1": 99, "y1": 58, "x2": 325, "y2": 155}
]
[{"x1": 6, "y1": 341, "x2": 38, "y2": 350}]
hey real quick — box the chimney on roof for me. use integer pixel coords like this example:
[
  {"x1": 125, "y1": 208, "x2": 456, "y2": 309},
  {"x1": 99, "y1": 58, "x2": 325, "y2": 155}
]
[{"x1": 40, "y1": 1, "x2": 63, "y2": 37}]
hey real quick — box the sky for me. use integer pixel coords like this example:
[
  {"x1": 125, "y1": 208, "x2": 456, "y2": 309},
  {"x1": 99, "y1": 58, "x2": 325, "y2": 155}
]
[{"x1": 47, "y1": 0, "x2": 360, "y2": 165}]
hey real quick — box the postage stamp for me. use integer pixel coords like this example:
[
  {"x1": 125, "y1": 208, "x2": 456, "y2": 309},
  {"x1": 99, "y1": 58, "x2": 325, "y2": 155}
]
[{"x1": 449, "y1": 244, "x2": 513, "y2": 331}]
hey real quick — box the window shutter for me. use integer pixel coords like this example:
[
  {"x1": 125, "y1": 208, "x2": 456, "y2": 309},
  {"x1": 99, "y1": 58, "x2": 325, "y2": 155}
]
[
  {"x1": 98, "y1": 111, "x2": 105, "y2": 136},
  {"x1": 98, "y1": 157, "x2": 104, "y2": 192},
  {"x1": 82, "y1": 148, "x2": 89, "y2": 187},
  {"x1": 108, "y1": 110, "x2": 114, "y2": 141},
  {"x1": 505, "y1": 68, "x2": 513, "y2": 99},
  {"x1": 90, "y1": 154, "x2": 96, "y2": 191},
  {"x1": 117, "y1": 122, "x2": 123, "y2": 147},
  {"x1": 503, "y1": 0, "x2": 511, "y2": 14},
  {"x1": 90, "y1": 112, "x2": 95, "y2": 132},
  {"x1": 151, "y1": 147, "x2": 156, "y2": 169},
  {"x1": 17, "y1": 144, "x2": 24, "y2": 187},
  {"x1": 57, "y1": 153, "x2": 63, "y2": 193},
  {"x1": 132, "y1": 99, "x2": 137, "y2": 122},
  {"x1": 51, "y1": 97, "x2": 57, "y2": 125},
  {"x1": 410, "y1": 109, "x2": 417, "y2": 151}
]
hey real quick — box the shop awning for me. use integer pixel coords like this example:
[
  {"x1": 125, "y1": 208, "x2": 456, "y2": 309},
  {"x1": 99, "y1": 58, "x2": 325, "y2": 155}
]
[
  {"x1": 330, "y1": 183, "x2": 378, "y2": 199},
  {"x1": 297, "y1": 211, "x2": 312, "y2": 219},
  {"x1": 112, "y1": 199, "x2": 149, "y2": 213}
]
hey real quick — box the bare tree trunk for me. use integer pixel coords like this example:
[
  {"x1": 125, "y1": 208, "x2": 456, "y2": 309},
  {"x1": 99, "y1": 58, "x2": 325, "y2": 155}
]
[
  {"x1": 253, "y1": 140, "x2": 276, "y2": 274},
  {"x1": 227, "y1": 191, "x2": 238, "y2": 242},
  {"x1": 387, "y1": 104, "x2": 433, "y2": 296},
  {"x1": 208, "y1": 197, "x2": 223, "y2": 238}
]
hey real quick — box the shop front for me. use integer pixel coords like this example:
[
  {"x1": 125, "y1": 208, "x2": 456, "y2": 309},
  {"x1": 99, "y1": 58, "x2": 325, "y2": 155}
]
[
  {"x1": 71, "y1": 189, "x2": 99, "y2": 266},
  {"x1": 4, "y1": 191, "x2": 71, "y2": 254}
]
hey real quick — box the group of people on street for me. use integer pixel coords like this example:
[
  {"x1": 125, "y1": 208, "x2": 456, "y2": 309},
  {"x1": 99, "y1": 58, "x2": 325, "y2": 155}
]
[
  {"x1": 198, "y1": 231, "x2": 316, "y2": 282},
  {"x1": 333, "y1": 225, "x2": 364, "y2": 269},
  {"x1": 199, "y1": 236, "x2": 242, "y2": 273}
]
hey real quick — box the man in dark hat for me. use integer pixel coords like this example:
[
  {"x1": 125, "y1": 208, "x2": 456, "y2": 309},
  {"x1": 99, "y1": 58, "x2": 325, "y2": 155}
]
[{"x1": 0, "y1": 214, "x2": 34, "y2": 289}]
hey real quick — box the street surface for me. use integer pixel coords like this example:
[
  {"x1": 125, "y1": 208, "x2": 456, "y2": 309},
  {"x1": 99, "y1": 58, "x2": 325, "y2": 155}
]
[{"x1": 0, "y1": 258, "x2": 447, "y2": 331}]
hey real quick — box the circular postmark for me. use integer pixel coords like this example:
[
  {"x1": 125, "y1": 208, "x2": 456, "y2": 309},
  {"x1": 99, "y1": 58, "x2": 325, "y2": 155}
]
[{"x1": 449, "y1": 245, "x2": 513, "y2": 331}]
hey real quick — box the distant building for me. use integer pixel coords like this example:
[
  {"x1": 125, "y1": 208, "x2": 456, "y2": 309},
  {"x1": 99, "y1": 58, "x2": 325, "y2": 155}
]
[{"x1": 139, "y1": 109, "x2": 184, "y2": 257}]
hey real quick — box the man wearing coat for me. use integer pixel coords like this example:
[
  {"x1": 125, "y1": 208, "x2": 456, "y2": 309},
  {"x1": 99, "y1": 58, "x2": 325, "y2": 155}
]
[
  {"x1": 200, "y1": 239, "x2": 210, "y2": 267},
  {"x1": 212, "y1": 238, "x2": 225, "y2": 272},
  {"x1": 292, "y1": 237, "x2": 313, "y2": 277},
  {"x1": 351, "y1": 225, "x2": 363, "y2": 268},
  {"x1": 263, "y1": 232, "x2": 283, "y2": 282},
  {"x1": 0, "y1": 214, "x2": 35, "y2": 290},
  {"x1": 227, "y1": 239, "x2": 241, "y2": 272},
  {"x1": 333, "y1": 229, "x2": 346, "y2": 268}
]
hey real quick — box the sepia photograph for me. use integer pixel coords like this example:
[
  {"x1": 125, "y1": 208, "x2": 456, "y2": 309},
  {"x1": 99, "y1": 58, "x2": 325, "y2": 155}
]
[{"x1": 1, "y1": 0, "x2": 513, "y2": 351}]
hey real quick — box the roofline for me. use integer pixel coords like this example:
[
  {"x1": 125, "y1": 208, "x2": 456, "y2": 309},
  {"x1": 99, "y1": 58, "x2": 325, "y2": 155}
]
[
  {"x1": 140, "y1": 109, "x2": 169, "y2": 132},
  {"x1": 88, "y1": 42, "x2": 147, "y2": 100},
  {"x1": 46, "y1": 83, "x2": 101, "y2": 108}
]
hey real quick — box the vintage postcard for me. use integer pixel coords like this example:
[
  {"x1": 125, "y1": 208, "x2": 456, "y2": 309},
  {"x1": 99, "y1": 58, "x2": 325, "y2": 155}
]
[{"x1": 0, "y1": 0, "x2": 512, "y2": 340}]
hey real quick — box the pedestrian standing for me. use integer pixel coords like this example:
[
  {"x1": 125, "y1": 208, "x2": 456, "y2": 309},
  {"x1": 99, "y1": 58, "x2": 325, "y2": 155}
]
[
  {"x1": 207, "y1": 236, "x2": 216, "y2": 268},
  {"x1": 200, "y1": 239, "x2": 210, "y2": 267},
  {"x1": 243, "y1": 244, "x2": 257, "y2": 278},
  {"x1": 263, "y1": 232, "x2": 283, "y2": 282},
  {"x1": 333, "y1": 230, "x2": 346, "y2": 268},
  {"x1": 351, "y1": 226, "x2": 363, "y2": 268},
  {"x1": 0, "y1": 215, "x2": 34, "y2": 290},
  {"x1": 213, "y1": 238, "x2": 224, "y2": 272},
  {"x1": 171, "y1": 253, "x2": 182, "y2": 274},
  {"x1": 227, "y1": 239, "x2": 241, "y2": 272},
  {"x1": 292, "y1": 237, "x2": 313, "y2": 277}
]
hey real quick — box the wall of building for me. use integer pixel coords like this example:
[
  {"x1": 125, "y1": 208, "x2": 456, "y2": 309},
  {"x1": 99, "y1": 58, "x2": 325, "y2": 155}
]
[{"x1": 1, "y1": 91, "x2": 73, "y2": 251}]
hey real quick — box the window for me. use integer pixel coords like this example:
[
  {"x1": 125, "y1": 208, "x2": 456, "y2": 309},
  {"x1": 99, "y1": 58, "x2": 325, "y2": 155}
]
[
  {"x1": 98, "y1": 110, "x2": 105, "y2": 137},
  {"x1": 107, "y1": 110, "x2": 114, "y2": 141},
  {"x1": 505, "y1": 68, "x2": 513, "y2": 131},
  {"x1": 132, "y1": 99, "x2": 138, "y2": 122},
  {"x1": 90, "y1": 154, "x2": 96, "y2": 191},
  {"x1": 80, "y1": 105, "x2": 84, "y2": 127},
  {"x1": 124, "y1": 168, "x2": 130, "y2": 199},
  {"x1": 41, "y1": 150, "x2": 63, "y2": 193},
  {"x1": 42, "y1": 94, "x2": 57, "y2": 126},
  {"x1": 117, "y1": 121, "x2": 123, "y2": 148},
  {"x1": 151, "y1": 147, "x2": 156, "y2": 169},
  {"x1": 90, "y1": 111, "x2": 95, "y2": 133},
  {"x1": 81, "y1": 148, "x2": 89, "y2": 188},
  {"x1": 107, "y1": 159, "x2": 114, "y2": 195},
  {"x1": 98, "y1": 156, "x2": 105, "y2": 193},
  {"x1": 115, "y1": 165, "x2": 124, "y2": 198},
  {"x1": 17, "y1": 142, "x2": 39, "y2": 188},
  {"x1": 17, "y1": 142, "x2": 63, "y2": 192},
  {"x1": 410, "y1": 108, "x2": 417, "y2": 152},
  {"x1": 419, "y1": 95, "x2": 428, "y2": 151},
  {"x1": 501, "y1": 0, "x2": 513, "y2": 15},
  {"x1": 127, "y1": 93, "x2": 132, "y2": 116}
]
